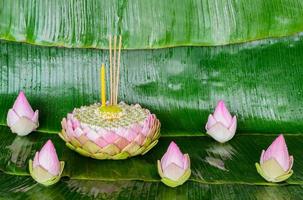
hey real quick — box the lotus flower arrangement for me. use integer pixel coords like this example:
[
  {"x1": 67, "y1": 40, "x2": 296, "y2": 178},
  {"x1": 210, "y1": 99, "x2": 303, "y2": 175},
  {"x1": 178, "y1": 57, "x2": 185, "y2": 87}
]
[
  {"x1": 157, "y1": 141, "x2": 191, "y2": 187},
  {"x1": 255, "y1": 134, "x2": 294, "y2": 182},
  {"x1": 59, "y1": 103, "x2": 161, "y2": 160},
  {"x1": 7, "y1": 91, "x2": 39, "y2": 136},
  {"x1": 205, "y1": 100, "x2": 237, "y2": 143},
  {"x1": 29, "y1": 140, "x2": 64, "y2": 186}
]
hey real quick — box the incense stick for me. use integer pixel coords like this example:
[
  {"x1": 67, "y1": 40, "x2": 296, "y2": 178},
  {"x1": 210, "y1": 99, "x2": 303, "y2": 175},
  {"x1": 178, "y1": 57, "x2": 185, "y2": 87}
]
[
  {"x1": 109, "y1": 35, "x2": 113, "y2": 105},
  {"x1": 113, "y1": 36, "x2": 117, "y2": 105},
  {"x1": 115, "y1": 35, "x2": 122, "y2": 105}
]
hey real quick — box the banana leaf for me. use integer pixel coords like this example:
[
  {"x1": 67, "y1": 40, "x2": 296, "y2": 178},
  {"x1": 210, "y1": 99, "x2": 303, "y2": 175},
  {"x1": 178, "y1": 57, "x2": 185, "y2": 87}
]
[
  {"x1": 1, "y1": 126, "x2": 303, "y2": 185},
  {"x1": 1, "y1": 34, "x2": 303, "y2": 133},
  {"x1": 0, "y1": 0, "x2": 303, "y2": 49},
  {"x1": 0, "y1": 171, "x2": 303, "y2": 200}
]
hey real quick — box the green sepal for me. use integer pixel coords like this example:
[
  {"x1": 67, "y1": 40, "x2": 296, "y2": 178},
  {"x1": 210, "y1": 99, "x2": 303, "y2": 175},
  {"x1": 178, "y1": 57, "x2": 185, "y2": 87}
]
[
  {"x1": 29, "y1": 160, "x2": 65, "y2": 186},
  {"x1": 157, "y1": 154, "x2": 191, "y2": 188},
  {"x1": 82, "y1": 141, "x2": 100, "y2": 154},
  {"x1": 141, "y1": 140, "x2": 159, "y2": 155},
  {"x1": 255, "y1": 162, "x2": 293, "y2": 183},
  {"x1": 111, "y1": 151, "x2": 129, "y2": 160},
  {"x1": 123, "y1": 142, "x2": 140, "y2": 155},
  {"x1": 99, "y1": 144, "x2": 121, "y2": 155}
]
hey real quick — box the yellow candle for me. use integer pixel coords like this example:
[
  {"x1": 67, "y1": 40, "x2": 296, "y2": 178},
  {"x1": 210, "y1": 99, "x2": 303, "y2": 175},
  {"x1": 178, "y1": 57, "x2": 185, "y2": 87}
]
[{"x1": 101, "y1": 64, "x2": 106, "y2": 106}]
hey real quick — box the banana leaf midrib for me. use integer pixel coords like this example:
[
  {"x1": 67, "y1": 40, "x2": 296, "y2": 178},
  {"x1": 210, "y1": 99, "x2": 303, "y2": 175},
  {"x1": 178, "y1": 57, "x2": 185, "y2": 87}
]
[
  {"x1": 2, "y1": 124, "x2": 303, "y2": 137},
  {"x1": 1, "y1": 169, "x2": 302, "y2": 186},
  {"x1": 2, "y1": 32, "x2": 303, "y2": 50}
]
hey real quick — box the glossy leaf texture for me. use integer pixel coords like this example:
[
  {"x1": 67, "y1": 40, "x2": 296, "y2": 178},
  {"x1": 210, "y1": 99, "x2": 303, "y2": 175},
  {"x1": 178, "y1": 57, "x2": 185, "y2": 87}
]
[
  {"x1": 1, "y1": 172, "x2": 303, "y2": 200},
  {"x1": 1, "y1": 126, "x2": 303, "y2": 184},
  {"x1": 0, "y1": 0, "x2": 303, "y2": 49},
  {"x1": 1, "y1": 34, "x2": 303, "y2": 133}
]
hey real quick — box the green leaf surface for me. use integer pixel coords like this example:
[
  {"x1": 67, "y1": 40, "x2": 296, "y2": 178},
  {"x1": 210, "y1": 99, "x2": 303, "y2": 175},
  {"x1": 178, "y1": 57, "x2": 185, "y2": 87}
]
[
  {"x1": 1, "y1": 172, "x2": 303, "y2": 200},
  {"x1": 1, "y1": 34, "x2": 303, "y2": 133},
  {"x1": 1, "y1": 126, "x2": 303, "y2": 185},
  {"x1": 0, "y1": 0, "x2": 303, "y2": 49}
]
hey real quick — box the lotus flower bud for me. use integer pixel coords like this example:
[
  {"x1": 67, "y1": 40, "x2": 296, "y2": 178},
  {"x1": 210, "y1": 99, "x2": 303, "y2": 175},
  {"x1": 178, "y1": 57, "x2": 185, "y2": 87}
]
[
  {"x1": 7, "y1": 91, "x2": 39, "y2": 136},
  {"x1": 157, "y1": 141, "x2": 191, "y2": 187},
  {"x1": 29, "y1": 140, "x2": 64, "y2": 186},
  {"x1": 255, "y1": 134, "x2": 294, "y2": 182},
  {"x1": 205, "y1": 100, "x2": 237, "y2": 143}
]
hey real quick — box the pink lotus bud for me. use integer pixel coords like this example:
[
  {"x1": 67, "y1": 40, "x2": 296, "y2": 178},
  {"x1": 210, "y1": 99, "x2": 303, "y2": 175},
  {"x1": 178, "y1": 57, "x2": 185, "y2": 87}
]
[
  {"x1": 205, "y1": 100, "x2": 237, "y2": 143},
  {"x1": 7, "y1": 91, "x2": 39, "y2": 136},
  {"x1": 256, "y1": 134, "x2": 294, "y2": 182},
  {"x1": 29, "y1": 140, "x2": 64, "y2": 186},
  {"x1": 157, "y1": 141, "x2": 191, "y2": 187}
]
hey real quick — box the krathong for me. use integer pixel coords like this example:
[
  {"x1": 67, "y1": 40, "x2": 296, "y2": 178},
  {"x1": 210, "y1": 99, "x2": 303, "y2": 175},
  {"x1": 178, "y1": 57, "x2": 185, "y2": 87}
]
[
  {"x1": 7, "y1": 91, "x2": 39, "y2": 136},
  {"x1": 205, "y1": 100, "x2": 237, "y2": 143},
  {"x1": 29, "y1": 140, "x2": 64, "y2": 186},
  {"x1": 255, "y1": 134, "x2": 294, "y2": 182},
  {"x1": 157, "y1": 141, "x2": 191, "y2": 187},
  {"x1": 59, "y1": 36, "x2": 160, "y2": 160}
]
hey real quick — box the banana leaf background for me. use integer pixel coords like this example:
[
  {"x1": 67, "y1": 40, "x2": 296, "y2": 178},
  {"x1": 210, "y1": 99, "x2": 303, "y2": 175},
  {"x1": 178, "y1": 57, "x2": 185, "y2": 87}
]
[{"x1": 1, "y1": 0, "x2": 303, "y2": 199}]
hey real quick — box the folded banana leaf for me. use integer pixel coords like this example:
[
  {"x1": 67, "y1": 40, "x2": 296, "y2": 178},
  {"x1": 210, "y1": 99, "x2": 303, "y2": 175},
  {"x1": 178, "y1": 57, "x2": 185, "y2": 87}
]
[
  {"x1": 1, "y1": 34, "x2": 303, "y2": 133},
  {"x1": 0, "y1": 0, "x2": 303, "y2": 49}
]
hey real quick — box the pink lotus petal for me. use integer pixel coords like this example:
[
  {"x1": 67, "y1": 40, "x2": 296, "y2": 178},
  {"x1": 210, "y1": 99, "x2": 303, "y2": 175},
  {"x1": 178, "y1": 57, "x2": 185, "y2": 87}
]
[
  {"x1": 71, "y1": 118, "x2": 80, "y2": 129},
  {"x1": 182, "y1": 155, "x2": 188, "y2": 169},
  {"x1": 115, "y1": 127, "x2": 127, "y2": 137},
  {"x1": 162, "y1": 163, "x2": 185, "y2": 181},
  {"x1": 205, "y1": 114, "x2": 217, "y2": 130},
  {"x1": 207, "y1": 122, "x2": 235, "y2": 143},
  {"x1": 31, "y1": 110, "x2": 39, "y2": 124},
  {"x1": 12, "y1": 91, "x2": 35, "y2": 119},
  {"x1": 161, "y1": 141, "x2": 184, "y2": 169},
  {"x1": 228, "y1": 116, "x2": 237, "y2": 134},
  {"x1": 66, "y1": 119, "x2": 73, "y2": 129},
  {"x1": 263, "y1": 134, "x2": 290, "y2": 171},
  {"x1": 103, "y1": 131, "x2": 119, "y2": 143},
  {"x1": 61, "y1": 118, "x2": 67, "y2": 130},
  {"x1": 134, "y1": 134, "x2": 146, "y2": 145},
  {"x1": 86, "y1": 130, "x2": 99, "y2": 142},
  {"x1": 7, "y1": 109, "x2": 20, "y2": 126},
  {"x1": 213, "y1": 100, "x2": 232, "y2": 127},
  {"x1": 74, "y1": 127, "x2": 84, "y2": 138},
  {"x1": 95, "y1": 138, "x2": 108, "y2": 148},
  {"x1": 66, "y1": 125, "x2": 75, "y2": 139},
  {"x1": 124, "y1": 128, "x2": 138, "y2": 142},
  {"x1": 38, "y1": 140, "x2": 60, "y2": 176},
  {"x1": 33, "y1": 152, "x2": 40, "y2": 168},
  {"x1": 132, "y1": 124, "x2": 142, "y2": 133},
  {"x1": 142, "y1": 115, "x2": 154, "y2": 136}
]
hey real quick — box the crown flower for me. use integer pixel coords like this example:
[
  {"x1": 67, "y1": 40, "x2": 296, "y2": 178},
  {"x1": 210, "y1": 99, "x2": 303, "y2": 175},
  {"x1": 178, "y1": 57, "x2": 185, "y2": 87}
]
[
  {"x1": 29, "y1": 140, "x2": 64, "y2": 186},
  {"x1": 255, "y1": 134, "x2": 294, "y2": 182},
  {"x1": 7, "y1": 91, "x2": 39, "y2": 136},
  {"x1": 205, "y1": 100, "x2": 237, "y2": 143},
  {"x1": 157, "y1": 141, "x2": 191, "y2": 187}
]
